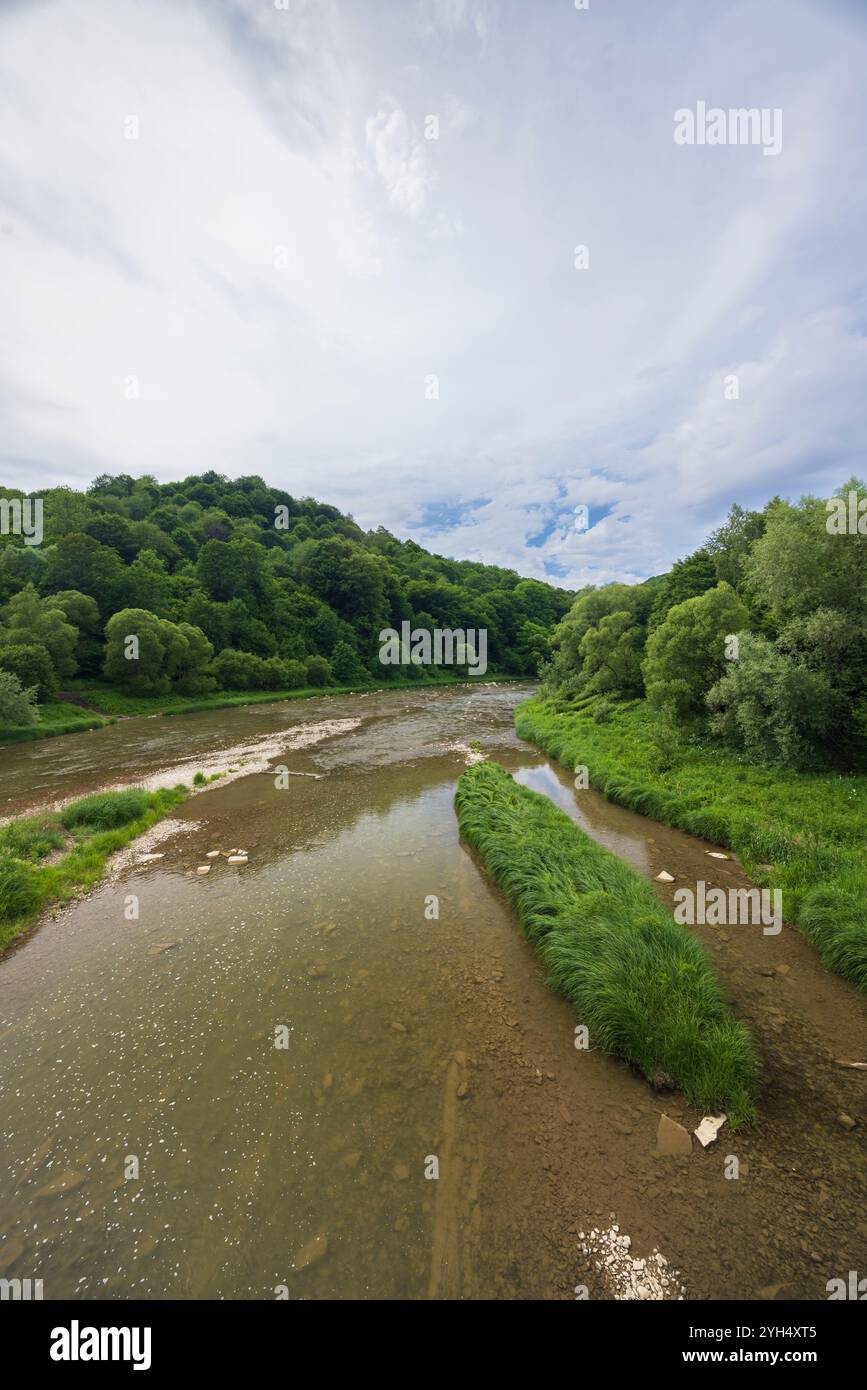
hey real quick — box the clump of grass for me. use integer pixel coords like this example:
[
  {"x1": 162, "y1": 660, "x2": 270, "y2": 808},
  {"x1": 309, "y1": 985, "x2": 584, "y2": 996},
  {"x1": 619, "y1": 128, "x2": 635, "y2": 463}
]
[
  {"x1": 0, "y1": 858, "x2": 41, "y2": 922},
  {"x1": 60, "y1": 789, "x2": 151, "y2": 831},
  {"x1": 455, "y1": 760, "x2": 759, "y2": 1125},
  {"x1": 0, "y1": 817, "x2": 66, "y2": 862},
  {"x1": 516, "y1": 695, "x2": 867, "y2": 994}
]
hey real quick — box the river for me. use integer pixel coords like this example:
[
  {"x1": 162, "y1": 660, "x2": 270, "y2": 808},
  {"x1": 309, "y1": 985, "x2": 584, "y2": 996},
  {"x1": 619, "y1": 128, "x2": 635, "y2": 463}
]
[{"x1": 0, "y1": 684, "x2": 865, "y2": 1299}]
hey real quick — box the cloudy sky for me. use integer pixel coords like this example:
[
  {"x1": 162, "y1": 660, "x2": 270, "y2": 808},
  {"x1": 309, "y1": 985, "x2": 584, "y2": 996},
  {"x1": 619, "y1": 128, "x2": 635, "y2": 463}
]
[{"x1": 1, "y1": 0, "x2": 865, "y2": 587}]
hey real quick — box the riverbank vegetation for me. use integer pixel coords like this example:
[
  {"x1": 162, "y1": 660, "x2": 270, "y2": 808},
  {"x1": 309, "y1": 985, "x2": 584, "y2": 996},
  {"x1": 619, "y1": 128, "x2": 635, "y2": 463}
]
[
  {"x1": 0, "y1": 786, "x2": 187, "y2": 951},
  {"x1": 455, "y1": 760, "x2": 759, "y2": 1125},
  {"x1": 516, "y1": 696, "x2": 867, "y2": 993},
  {"x1": 0, "y1": 472, "x2": 571, "y2": 739},
  {"x1": 543, "y1": 480, "x2": 866, "y2": 773},
  {"x1": 529, "y1": 478, "x2": 867, "y2": 993}
]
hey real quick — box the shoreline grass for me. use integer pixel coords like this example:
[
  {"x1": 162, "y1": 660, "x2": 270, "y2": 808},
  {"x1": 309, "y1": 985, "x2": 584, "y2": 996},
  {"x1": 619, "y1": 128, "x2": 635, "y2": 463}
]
[
  {"x1": 0, "y1": 786, "x2": 188, "y2": 953},
  {"x1": 0, "y1": 673, "x2": 527, "y2": 744},
  {"x1": 515, "y1": 694, "x2": 867, "y2": 994},
  {"x1": 0, "y1": 699, "x2": 112, "y2": 744},
  {"x1": 455, "y1": 760, "x2": 759, "y2": 1125}
]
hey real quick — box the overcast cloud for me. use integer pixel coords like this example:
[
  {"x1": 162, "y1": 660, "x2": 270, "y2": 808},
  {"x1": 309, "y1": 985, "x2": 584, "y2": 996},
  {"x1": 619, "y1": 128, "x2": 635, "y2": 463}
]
[{"x1": 1, "y1": 0, "x2": 865, "y2": 586}]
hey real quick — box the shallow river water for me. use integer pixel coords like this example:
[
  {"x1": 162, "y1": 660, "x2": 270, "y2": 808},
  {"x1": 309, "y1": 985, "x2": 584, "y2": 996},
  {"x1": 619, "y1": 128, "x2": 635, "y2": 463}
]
[{"x1": 0, "y1": 685, "x2": 865, "y2": 1300}]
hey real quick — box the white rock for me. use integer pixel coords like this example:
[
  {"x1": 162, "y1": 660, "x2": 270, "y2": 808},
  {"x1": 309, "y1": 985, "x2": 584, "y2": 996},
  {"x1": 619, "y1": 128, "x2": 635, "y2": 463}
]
[
  {"x1": 694, "y1": 1114, "x2": 727, "y2": 1147},
  {"x1": 206, "y1": 850, "x2": 220, "y2": 859},
  {"x1": 655, "y1": 870, "x2": 675, "y2": 883},
  {"x1": 197, "y1": 865, "x2": 211, "y2": 875},
  {"x1": 706, "y1": 851, "x2": 730, "y2": 860},
  {"x1": 227, "y1": 855, "x2": 248, "y2": 865}
]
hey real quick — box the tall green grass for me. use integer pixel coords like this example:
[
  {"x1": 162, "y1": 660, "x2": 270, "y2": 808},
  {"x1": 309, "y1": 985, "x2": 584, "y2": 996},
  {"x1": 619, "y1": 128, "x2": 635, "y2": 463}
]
[
  {"x1": 515, "y1": 695, "x2": 867, "y2": 993},
  {"x1": 455, "y1": 760, "x2": 758, "y2": 1125}
]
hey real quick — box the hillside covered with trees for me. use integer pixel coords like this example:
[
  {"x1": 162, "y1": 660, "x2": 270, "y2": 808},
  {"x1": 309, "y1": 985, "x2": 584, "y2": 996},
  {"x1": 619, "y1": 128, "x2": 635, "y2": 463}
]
[{"x1": 0, "y1": 472, "x2": 573, "y2": 728}]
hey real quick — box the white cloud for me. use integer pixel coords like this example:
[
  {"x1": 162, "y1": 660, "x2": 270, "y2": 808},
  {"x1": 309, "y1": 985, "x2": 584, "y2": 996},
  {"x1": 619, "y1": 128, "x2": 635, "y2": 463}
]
[
  {"x1": 1, "y1": 0, "x2": 866, "y2": 591},
  {"x1": 365, "y1": 105, "x2": 437, "y2": 218}
]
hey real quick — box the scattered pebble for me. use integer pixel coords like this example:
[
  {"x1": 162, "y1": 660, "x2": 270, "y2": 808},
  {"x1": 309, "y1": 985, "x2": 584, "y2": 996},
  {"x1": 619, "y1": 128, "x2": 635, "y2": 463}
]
[{"x1": 579, "y1": 1222, "x2": 685, "y2": 1299}]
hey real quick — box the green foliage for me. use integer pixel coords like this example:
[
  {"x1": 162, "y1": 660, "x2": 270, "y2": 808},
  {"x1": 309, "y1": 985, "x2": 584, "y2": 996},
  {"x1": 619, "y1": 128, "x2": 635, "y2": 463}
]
[
  {"x1": 705, "y1": 503, "x2": 766, "y2": 588},
  {"x1": 455, "y1": 760, "x2": 758, "y2": 1123},
  {"x1": 0, "y1": 667, "x2": 38, "y2": 726},
  {"x1": 330, "y1": 639, "x2": 371, "y2": 684},
  {"x1": 0, "y1": 816, "x2": 65, "y2": 861},
  {"x1": 647, "y1": 550, "x2": 718, "y2": 633},
  {"x1": 579, "y1": 610, "x2": 645, "y2": 696},
  {"x1": 103, "y1": 609, "x2": 213, "y2": 695},
  {"x1": 0, "y1": 641, "x2": 57, "y2": 700},
  {"x1": 707, "y1": 631, "x2": 848, "y2": 769},
  {"x1": 745, "y1": 484, "x2": 867, "y2": 624},
  {"x1": 0, "y1": 583, "x2": 79, "y2": 693},
  {"x1": 1, "y1": 475, "x2": 569, "y2": 716},
  {"x1": 304, "y1": 654, "x2": 332, "y2": 686},
  {"x1": 0, "y1": 858, "x2": 41, "y2": 923},
  {"x1": 516, "y1": 695, "x2": 867, "y2": 993},
  {"x1": 283, "y1": 659, "x2": 308, "y2": 688},
  {"x1": 642, "y1": 583, "x2": 749, "y2": 721},
  {"x1": 60, "y1": 789, "x2": 151, "y2": 830}
]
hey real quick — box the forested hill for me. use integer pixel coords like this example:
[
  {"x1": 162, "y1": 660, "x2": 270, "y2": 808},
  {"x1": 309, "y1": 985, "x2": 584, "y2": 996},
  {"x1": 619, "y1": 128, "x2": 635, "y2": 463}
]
[{"x1": 0, "y1": 472, "x2": 574, "y2": 712}]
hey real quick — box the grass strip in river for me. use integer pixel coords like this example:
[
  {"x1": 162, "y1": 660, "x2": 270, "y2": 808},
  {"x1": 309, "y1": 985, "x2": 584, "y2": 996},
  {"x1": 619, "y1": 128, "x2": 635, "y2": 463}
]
[
  {"x1": 0, "y1": 787, "x2": 188, "y2": 951},
  {"x1": 454, "y1": 760, "x2": 759, "y2": 1126}
]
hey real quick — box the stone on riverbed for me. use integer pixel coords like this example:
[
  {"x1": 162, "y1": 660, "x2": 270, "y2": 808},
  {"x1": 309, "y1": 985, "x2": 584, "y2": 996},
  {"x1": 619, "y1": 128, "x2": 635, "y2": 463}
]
[
  {"x1": 655, "y1": 1113, "x2": 692, "y2": 1156},
  {"x1": 655, "y1": 870, "x2": 675, "y2": 883}
]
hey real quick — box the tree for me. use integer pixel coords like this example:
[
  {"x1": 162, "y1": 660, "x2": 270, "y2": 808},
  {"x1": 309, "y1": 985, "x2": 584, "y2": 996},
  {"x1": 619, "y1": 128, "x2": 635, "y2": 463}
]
[
  {"x1": 642, "y1": 583, "x2": 749, "y2": 721},
  {"x1": 549, "y1": 583, "x2": 651, "y2": 690},
  {"x1": 174, "y1": 623, "x2": 215, "y2": 695},
  {"x1": 0, "y1": 668, "x2": 38, "y2": 726},
  {"x1": 104, "y1": 609, "x2": 171, "y2": 694},
  {"x1": 49, "y1": 590, "x2": 102, "y2": 675},
  {"x1": 119, "y1": 549, "x2": 174, "y2": 617},
  {"x1": 210, "y1": 648, "x2": 263, "y2": 691},
  {"x1": 305, "y1": 654, "x2": 332, "y2": 687},
  {"x1": 579, "y1": 611, "x2": 645, "y2": 696},
  {"x1": 331, "y1": 640, "x2": 370, "y2": 685},
  {"x1": 707, "y1": 632, "x2": 846, "y2": 769},
  {"x1": 43, "y1": 533, "x2": 124, "y2": 615},
  {"x1": 1, "y1": 584, "x2": 78, "y2": 683},
  {"x1": 0, "y1": 643, "x2": 57, "y2": 700},
  {"x1": 744, "y1": 484, "x2": 867, "y2": 625},
  {"x1": 283, "y1": 659, "x2": 307, "y2": 688},
  {"x1": 705, "y1": 503, "x2": 766, "y2": 588},
  {"x1": 647, "y1": 550, "x2": 718, "y2": 633}
]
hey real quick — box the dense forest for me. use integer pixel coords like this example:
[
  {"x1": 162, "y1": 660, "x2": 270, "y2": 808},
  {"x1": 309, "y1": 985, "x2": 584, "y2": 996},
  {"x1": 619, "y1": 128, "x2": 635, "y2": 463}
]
[
  {"x1": 543, "y1": 479, "x2": 867, "y2": 771},
  {"x1": 0, "y1": 472, "x2": 573, "y2": 726}
]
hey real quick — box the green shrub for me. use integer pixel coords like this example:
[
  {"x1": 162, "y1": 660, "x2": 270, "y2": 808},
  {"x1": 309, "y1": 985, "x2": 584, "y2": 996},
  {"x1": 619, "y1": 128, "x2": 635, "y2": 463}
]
[
  {"x1": 305, "y1": 654, "x2": 332, "y2": 687},
  {"x1": 60, "y1": 789, "x2": 150, "y2": 831}
]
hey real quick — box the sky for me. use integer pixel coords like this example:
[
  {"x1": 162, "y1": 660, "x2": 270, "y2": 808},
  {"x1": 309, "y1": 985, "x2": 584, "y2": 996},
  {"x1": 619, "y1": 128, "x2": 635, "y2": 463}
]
[{"x1": 1, "y1": 0, "x2": 866, "y2": 588}]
